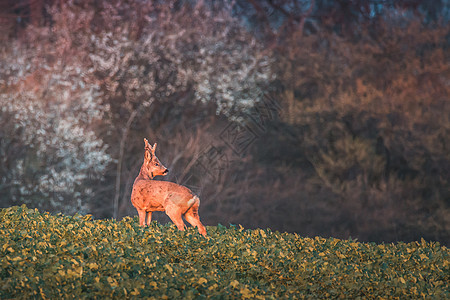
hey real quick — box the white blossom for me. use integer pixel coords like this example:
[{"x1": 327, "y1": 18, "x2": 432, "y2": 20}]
[{"x1": 0, "y1": 42, "x2": 111, "y2": 214}]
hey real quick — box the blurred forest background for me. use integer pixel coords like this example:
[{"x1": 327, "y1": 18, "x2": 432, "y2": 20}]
[{"x1": 0, "y1": 0, "x2": 449, "y2": 245}]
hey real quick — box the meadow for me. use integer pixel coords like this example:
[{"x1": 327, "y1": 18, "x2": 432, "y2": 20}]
[{"x1": 1, "y1": 205, "x2": 448, "y2": 299}]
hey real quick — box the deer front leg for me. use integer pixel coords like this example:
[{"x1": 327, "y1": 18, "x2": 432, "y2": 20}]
[
  {"x1": 137, "y1": 209, "x2": 147, "y2": 227},
  {"x1": 146, "y1": 211, "x2": 152, "y2": 226}
]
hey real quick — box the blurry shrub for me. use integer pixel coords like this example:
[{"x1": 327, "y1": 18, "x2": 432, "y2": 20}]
[{"x1": 272, "y1": 15, "x2": 449, "y2": 242}]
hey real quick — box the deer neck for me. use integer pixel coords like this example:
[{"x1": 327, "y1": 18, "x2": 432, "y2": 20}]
[{"x1": 137, "y1": 163, "x2": 154, "y2": 180}]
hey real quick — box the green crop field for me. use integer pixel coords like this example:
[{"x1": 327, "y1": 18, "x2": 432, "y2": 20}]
[{"x1": 0, "y1": 205, "x2": 448, "y2": 299}]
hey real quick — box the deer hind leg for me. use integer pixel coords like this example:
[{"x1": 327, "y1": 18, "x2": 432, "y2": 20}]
[
  {"x1": 184, "y1": 204, "x2": 207, "y2": 236},
  {"x1": 165, "y1": 205, "x2": 187, "y2": 231},
  {"x1": 146, "y1": 211, "x2": 152, "y2": 226},
  {"x1": 137, "y1": 209, "x2": 147, "y2": 227}
]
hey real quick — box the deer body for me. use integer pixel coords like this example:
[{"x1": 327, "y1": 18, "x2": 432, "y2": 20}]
[{"x1": 130, "y1": 139, "x2": 206, "y2": 236}]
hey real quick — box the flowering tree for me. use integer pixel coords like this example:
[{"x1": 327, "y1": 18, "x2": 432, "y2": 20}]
[
  {"x1": 87, "y1": 0, "x2": 272, "y2": 115},
  {"x1": 0, "y1": 0, "x2": 274, "y2": 217},
  {"x1": 0, "y1": 38, "x2": 111, "y2": 214}
]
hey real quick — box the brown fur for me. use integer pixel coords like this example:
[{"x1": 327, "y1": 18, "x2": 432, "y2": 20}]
[{"x1": 130, "y1": 139, "x2": 206, "y2": 236}]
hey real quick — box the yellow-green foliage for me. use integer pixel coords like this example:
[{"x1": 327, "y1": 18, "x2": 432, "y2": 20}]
[{"x1": 1, "y1": 206, "x2": 448, "y2": 299}]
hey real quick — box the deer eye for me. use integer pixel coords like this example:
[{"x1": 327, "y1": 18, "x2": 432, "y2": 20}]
[{"x1": 155, "y1": 163, "x2": 159, "y2": 166}]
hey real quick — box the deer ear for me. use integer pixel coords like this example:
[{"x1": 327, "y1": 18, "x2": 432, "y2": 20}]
[
  {"x1": 144, "y1": 138, "x2": 150, "y2": 149},
  {"x1": 144, "y1": 149, "x2": 152, "y2": 161},
  {"x1": 152, "y1": 143, "x2": 157, "y2": 153}
]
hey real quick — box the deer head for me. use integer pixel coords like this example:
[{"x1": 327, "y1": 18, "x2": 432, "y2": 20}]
[{"x1": 140, "y1": 138, "x2": 169, "y2": 179}]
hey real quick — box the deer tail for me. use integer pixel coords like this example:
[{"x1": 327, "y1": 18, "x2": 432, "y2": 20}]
[{"x1": 187, "y1": 195, "x2": 200, "y2": 209}]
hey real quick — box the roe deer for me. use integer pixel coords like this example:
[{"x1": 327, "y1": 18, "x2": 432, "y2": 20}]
[{"x1": 131, "y1": 138, "x2": 207, "y2": 236}]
